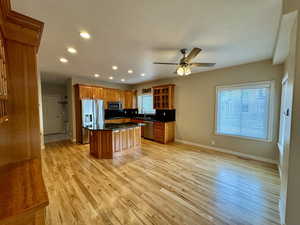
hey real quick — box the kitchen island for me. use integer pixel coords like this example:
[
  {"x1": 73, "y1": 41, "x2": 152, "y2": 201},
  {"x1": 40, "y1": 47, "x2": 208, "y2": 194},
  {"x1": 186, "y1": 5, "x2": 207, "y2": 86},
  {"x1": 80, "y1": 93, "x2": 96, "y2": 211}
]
[{"x1": 87, "y1": 123, "x2": 143, "y2": 159}]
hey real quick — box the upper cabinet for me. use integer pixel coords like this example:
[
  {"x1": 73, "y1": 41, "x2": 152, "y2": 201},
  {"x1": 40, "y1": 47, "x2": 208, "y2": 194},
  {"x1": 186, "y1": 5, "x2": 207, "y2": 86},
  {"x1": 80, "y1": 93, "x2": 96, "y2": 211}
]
[
  {"x1": 124, "y1": 90, "x2": 137, "y2": 109},
  {"x1": 153, "y1": 84, "x2": 175, "y2": 110},
  {"x1": 75, "y1": 84, "x2": 136, "y2": 109}
]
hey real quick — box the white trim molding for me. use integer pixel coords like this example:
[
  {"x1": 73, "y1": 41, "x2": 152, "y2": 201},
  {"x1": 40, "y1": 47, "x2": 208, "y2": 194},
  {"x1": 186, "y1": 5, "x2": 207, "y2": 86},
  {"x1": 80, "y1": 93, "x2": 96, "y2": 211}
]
[
  {"x1": 215, "y1": 80, "x2": 275, "y2": 142},
  {"x1": 175, "y1": 139, "x2": 278, "y2": 165}
]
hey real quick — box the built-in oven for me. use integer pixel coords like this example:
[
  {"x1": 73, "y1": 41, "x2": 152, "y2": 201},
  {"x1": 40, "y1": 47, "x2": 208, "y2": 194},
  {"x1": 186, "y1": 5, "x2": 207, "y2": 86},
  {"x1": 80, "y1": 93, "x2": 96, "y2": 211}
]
[{"x1": 108, "y1": 101, "x2": 122, "y2": 110}]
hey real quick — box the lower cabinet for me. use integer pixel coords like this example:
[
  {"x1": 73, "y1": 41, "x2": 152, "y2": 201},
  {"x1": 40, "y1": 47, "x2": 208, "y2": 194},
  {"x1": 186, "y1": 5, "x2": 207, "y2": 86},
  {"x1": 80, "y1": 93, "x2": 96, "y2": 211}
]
[
  {"x1": 131, "y1": 118, "x2": 144, "y2": 137},
  {"x1": 113, "y1": 127, "x2": 141, "y2": 154},
  {"x1": 154, "y1": 121, "x2": 175, "y2": 144}
]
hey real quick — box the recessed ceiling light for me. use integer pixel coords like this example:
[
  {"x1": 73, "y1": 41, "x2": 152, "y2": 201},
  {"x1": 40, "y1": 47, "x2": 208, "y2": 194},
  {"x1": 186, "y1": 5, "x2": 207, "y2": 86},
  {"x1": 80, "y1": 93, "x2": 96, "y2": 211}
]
[
  {"x1": 94, "y1": 73, "x2": 100, "y2": 78},
  {"x1": 121, "y1": 78, "x2": 125, "y2": 82},
  {"x1": 67, "y1": 47, "x2": 77, "y2": 54},
  {"x1": 112, "y1": 66, "x2": 118, "y2": 70},
  {"x1": 128, "y1": 69, "x2": 133, "y2": 74},
  {"x1": 109, "y1": 76, "x2": 114, "y2": 80},
  {"x1": 80, "y1": 31, "x2": 91, "y2": 39},
  {"x1": 59, "y1": 57, "x2": 68, "y2": 63},
  {"x1": 141, "y1": 73, "x2": 145, "y2": 76}
]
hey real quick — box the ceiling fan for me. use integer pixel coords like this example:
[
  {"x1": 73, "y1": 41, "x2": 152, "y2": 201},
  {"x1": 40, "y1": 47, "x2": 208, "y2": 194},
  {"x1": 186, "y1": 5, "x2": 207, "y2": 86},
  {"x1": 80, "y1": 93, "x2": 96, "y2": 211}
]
[{"x1": 154, "y1": 48, "x2": 216, "y2": 76}]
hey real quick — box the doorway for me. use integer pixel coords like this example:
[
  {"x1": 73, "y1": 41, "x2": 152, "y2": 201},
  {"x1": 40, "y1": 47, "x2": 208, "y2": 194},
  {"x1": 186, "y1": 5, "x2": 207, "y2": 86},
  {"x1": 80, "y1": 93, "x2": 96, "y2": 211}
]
[{"x1": 42, "y1": 94, "x2": 68, "y2": 143}]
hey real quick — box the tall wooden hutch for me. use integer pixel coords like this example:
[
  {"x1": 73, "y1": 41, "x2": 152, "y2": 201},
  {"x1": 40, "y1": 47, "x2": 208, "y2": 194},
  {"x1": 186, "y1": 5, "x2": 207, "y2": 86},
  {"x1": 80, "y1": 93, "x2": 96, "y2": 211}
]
[{"x1": 0, "y1": 0, "x2": 48, "y2": 224}]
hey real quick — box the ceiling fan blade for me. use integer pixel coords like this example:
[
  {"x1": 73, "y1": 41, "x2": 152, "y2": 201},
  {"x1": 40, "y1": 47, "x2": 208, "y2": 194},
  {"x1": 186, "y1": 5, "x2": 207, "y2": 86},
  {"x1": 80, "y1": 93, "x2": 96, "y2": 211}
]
[
  {"x1": 154, "y1": 62, "x2": 179, "y2": 65},
  {"x1": 185, "y1": 48, "x2": 202, "y2": 62},
  {"x1": 190, "y1": 62, "x2": 216, "y2": 67}
]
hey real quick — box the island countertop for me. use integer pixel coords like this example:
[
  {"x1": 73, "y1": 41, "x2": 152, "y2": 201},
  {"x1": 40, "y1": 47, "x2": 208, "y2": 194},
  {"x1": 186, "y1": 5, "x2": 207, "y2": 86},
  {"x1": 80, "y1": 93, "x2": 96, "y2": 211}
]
[{"x1": 85, "y1": 122, "x2": 145, "y2": 131}]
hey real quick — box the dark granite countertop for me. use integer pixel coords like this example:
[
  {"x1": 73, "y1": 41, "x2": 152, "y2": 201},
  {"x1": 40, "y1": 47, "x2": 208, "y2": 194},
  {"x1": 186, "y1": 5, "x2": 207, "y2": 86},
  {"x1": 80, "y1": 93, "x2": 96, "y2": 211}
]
[
  {"x1": 85, "y1": 122, "x2": 145, "y2": 131},
  {"x1": 105, "y1": 117, "x2": 131, "y2": 120}
]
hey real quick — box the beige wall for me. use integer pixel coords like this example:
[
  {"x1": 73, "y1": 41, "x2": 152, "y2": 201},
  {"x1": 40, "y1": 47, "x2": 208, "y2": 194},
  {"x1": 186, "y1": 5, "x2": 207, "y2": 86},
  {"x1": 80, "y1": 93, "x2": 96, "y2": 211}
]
[
  {"x1": 282, "y1": 0, "x2": 300, "y2": 225},
  {"x1": 133, "y1": 60, "x2": 283, "y2": 161}
]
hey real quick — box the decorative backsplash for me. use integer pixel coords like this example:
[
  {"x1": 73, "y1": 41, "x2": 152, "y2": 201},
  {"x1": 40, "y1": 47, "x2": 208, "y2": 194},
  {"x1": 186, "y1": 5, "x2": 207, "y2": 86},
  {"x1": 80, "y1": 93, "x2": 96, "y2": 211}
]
[{"x1": 105, "y1": 109, "x2": 138, "y2": 120}]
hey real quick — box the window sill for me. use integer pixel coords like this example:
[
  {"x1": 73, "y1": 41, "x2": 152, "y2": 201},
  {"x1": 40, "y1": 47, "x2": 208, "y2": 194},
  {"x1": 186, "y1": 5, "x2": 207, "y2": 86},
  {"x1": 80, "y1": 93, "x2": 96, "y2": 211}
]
[{"x1": 214, "y1": 132, "x2": 272, "y2": 143}]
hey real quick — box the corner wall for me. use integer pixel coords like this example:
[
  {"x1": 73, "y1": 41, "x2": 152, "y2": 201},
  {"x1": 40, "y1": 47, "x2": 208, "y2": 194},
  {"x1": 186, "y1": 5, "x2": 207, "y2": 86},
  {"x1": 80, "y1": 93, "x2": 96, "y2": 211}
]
[
  {"x1": 282, "y1": 0, "x2": 300, "y2": 225},
  {"x1": 133, "y1": 60, "x2": 283, "y2": 161}
]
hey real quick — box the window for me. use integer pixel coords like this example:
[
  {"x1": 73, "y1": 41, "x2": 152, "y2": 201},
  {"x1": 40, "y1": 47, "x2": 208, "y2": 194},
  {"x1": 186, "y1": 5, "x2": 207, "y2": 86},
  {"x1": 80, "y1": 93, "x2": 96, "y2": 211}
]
[
  {"x1": 138, "y1": 95, "x2": 155, "y2": 114},
  {"x1": 215, "y1": 81, "x2": 274, "y2": 141}
]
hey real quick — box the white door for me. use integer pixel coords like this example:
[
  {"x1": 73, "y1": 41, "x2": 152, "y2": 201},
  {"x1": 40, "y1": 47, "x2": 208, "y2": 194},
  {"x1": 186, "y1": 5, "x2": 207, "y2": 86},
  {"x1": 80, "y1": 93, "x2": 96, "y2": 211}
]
[
  {"x1": 42, "y1": 95, "x2": 65, "y2": 135},
  {"x1": 278, "y1": 76, "x2": 289, "y2": 156},
  {"x1": 278, "y1": 75, "x2": 289, "y2": 225}
]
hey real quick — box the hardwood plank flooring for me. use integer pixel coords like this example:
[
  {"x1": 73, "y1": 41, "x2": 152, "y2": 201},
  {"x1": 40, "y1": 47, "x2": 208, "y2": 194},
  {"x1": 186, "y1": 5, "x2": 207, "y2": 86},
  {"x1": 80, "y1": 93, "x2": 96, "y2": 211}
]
[{"x1": 42, "y1": 139, "x2": 280, "y2": 225}]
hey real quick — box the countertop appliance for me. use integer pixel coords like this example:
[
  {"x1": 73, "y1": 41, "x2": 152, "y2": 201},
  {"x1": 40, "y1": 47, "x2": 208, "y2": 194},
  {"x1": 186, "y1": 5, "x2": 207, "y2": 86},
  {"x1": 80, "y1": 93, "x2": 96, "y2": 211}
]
[
  {"x1": 143, "y1": 121, "x2": 154, "y2": 140},
  {"x1": 108, "y1": 101, "x2": 122, "y2": 110},
  {"x1": 82, "y1": 99, "x2": 104, "y2": 144}
]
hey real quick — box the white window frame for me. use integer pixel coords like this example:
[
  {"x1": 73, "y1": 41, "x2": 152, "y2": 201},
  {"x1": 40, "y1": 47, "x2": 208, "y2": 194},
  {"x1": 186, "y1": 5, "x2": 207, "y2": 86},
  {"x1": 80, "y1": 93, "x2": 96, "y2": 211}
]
[{"x1": 215, "y1": 81, "x2": 275, "y2": 142}]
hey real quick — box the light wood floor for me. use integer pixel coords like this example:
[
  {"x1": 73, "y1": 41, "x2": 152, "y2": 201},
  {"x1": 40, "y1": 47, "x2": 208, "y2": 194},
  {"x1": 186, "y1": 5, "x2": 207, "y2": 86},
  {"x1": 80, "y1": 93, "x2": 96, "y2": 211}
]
[{"x1": 42, "y1": 139, "x2": 280, "y2": 225}]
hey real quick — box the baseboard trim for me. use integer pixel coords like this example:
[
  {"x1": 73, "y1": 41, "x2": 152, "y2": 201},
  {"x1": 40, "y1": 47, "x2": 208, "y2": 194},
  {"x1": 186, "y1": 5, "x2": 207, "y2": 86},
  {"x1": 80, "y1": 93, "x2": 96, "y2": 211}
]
[{"x1": 175, "y1": 139, "x2": 278, "y2": 165}]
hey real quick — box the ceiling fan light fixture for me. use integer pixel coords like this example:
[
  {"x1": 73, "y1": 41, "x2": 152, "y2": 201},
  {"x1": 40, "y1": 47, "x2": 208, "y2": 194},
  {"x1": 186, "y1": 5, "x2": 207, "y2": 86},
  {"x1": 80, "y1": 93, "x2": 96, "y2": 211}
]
[
  {"x1": 177, "y1": 65, "x2": 191, "y2": 76},
  {"x1": 177, "y1": 67, "x2": 185, "y2": 76}
]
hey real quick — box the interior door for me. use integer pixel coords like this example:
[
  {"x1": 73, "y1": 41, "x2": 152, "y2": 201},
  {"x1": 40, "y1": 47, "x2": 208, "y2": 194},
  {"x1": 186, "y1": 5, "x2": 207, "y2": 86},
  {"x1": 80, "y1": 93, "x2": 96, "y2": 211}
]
[
  {"x1": 278, "y1": 76, "x2": 289, "y2": 155},
  {"x1": 43, "y1": 95, "x2": 65, "y2": 135}
]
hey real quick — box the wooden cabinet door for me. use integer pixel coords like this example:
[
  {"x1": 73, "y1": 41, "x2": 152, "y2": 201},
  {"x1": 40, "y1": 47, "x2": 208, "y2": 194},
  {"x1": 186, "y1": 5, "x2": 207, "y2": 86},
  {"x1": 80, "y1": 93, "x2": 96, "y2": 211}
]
[
  {"x1": 132, "y1": 90, "x2": 137, "y2": 109},
  {"x1": 79, "y1": 86, "x2": 93, "y2": 99},
  {"x1": 93, "y1": 87, "x2": 104, "y2": 99},
  {"x1": 113, "y1": 130, "x2": 121, "y2": 152},
  {"x1": 134, "y1": 127, "x2": 141, "y2": 147},
  {"x1": 103, "y1": 88, "x2": 113, "y2": 109},
  {"x1": 120, "y1": 91, "x2": 125, "y2": 107},
  {"x1": 121, "y1": 129, "x2": 128, "y2": 150},
  {"x1": 128, "y1": 128, "x2": 134, "y2": 148},
  {"x1": 124, "y1": 91, "x2": 132, "y2": 109},
  {"x1": 153, "y1": 85, "x2": 175, "y2": 109},
  {"x1": 123, "y1": 90, "x2": 137, "y2": 109},
  {"x1": 154, "y1": 122, "x2": 165, "y2": 143}
]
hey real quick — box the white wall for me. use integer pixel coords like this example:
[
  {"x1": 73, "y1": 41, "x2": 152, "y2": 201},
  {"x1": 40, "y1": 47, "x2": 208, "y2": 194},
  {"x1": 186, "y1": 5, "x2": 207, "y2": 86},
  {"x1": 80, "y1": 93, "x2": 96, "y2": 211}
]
[{"x1": 133, "y1": 60, "x2": 283, "y2": 161}]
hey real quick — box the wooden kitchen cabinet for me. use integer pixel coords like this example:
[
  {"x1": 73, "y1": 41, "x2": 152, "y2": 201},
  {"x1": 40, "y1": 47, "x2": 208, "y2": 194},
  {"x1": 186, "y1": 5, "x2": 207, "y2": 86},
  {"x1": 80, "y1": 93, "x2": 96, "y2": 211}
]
[
  {"x1": 153, "y1": 84, "x2": 175, "y2": 110},
  {"x1": 131, "y1": 118, "x2": 144, "y2": 137},
  {"x1": 111, "y1": 127, "x2": 141, "y2": 156},
  {"x1": 113, "y1": 130, "x2": 121, "y2": 152},
  {"x1": 74, "y1": 84, "x2": 139, "y2": 143},
  {"x1": 93, "y1": 87, "x2": 104, "y2": 99},
  {"x1": 77, "y1": 85, "x2": 104, "y2": 99},
  {"x1": 124, "y1": 90, "x2": 137, "y2": 109},
  {"x1": 79, "y1": 85, "x2": 94, "y2": 99},
  {"x1": 154, "y1": 121, "x2": 175, "y2": 144}
]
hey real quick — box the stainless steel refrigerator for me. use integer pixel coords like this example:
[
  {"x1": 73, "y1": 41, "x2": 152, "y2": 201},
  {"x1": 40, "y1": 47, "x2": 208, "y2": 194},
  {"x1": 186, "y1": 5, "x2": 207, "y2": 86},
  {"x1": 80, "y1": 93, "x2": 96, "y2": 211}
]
[{"x1": 81, "y1": 99, "x2": 104, "y2": 144}]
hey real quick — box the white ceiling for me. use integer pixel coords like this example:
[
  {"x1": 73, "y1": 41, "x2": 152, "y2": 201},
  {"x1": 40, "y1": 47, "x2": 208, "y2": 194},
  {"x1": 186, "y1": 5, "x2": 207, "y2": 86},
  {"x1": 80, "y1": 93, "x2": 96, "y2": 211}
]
[{"x1": 12, "y1": 0, "x2": 282, "y2": 84}]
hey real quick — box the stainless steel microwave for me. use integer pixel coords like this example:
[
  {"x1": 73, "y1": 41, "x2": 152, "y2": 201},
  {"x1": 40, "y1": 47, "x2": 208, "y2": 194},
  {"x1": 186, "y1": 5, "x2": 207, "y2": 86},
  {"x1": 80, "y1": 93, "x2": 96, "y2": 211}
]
[{"x1": 108, "y1": 101, "x2": 122, "y2": 110}]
